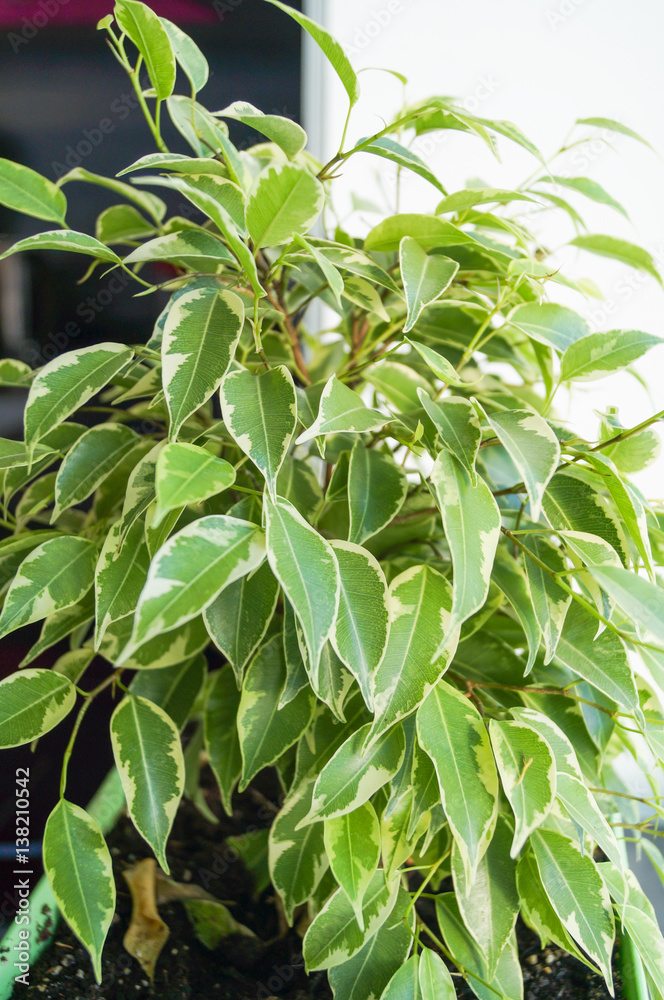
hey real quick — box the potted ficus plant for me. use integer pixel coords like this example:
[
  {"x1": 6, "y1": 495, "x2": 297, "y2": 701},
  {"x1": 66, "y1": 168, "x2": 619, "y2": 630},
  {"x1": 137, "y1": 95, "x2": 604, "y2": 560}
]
[{"x1": 1, "y1": 1, "x2": 664, "y2": 997}]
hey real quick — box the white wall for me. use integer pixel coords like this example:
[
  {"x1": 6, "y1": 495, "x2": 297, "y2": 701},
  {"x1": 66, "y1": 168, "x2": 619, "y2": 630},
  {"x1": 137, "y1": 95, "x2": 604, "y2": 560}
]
[{"x1": 303, "y1": 0, "x2": 664, "y2": 499}]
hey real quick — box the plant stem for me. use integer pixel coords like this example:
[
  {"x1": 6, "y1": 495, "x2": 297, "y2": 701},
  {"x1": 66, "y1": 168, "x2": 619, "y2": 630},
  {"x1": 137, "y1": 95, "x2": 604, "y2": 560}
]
[{"x1": 60, "y1": 670, "x2": 123, "y2": 798}]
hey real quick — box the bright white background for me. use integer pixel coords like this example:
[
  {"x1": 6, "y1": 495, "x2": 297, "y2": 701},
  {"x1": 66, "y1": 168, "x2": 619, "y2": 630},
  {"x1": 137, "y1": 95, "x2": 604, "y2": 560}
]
[{"x1": 303, "y1": 0, "x2": 664, "y2": 501}]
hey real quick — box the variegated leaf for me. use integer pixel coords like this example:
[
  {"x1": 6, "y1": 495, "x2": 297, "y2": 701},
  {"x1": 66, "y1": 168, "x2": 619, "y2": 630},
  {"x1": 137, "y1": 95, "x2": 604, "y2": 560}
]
[
  {"x1": 330, "y1": 540, "x2": 390, "y2": 710},
  {"x1": 269, "y1": 778, "x2": 328, "y2": 923},
  {"x1": 600, "y1": 863, "x2": 664, "y2": 996},
  {"x1": 53, "y1": 423, "x2": 139, "y2": 520},
  {"x1": 451, "y1": 815, "x2": 519, "y2": 976},
  {"x1": 530, "y1": 829, "x2": 615, "y2": 992},
  {"x1": 491, "y1": 546, "x2": 541, "y2": 674},
  {"x1": 0, "y1": 668, "x2": 76, "y2": 747},
  {"x1": 301, "y1": 721, "x2": 405, "y2": 826},
  {"x1": 99, "y1": 613, "x2": 209, "y2": 672},
  {"x1": 418, "y1": 392, "x2": 481, "y2": 484},
  {"x1": 323, "y1": 801, "x2": 380, "y2": 930},
  {"x1": 0, "y1": 536, "x2": 95, "y2": 640},
  {"x1": 161, "y1": 286, "x2": 244, "y2": 441},
  {"x1": 24, "y1": 343, "x2": 132, "y2": 450},
  {"x1": 245, "y1": 161, "x2": 324, "y2": 248},
  {"x1": 237, "y1": 635, "x2": 315, "y2": 789},
  {"x1": 369, "y1": 565, "x2": 458, "y2": 744},
  {"x1": 429, "y1": 449, "x2": 501, "y2": 640},
  {"x1": 155, "y1": 442, "x2": 235, "y2": 526},
  {"x1": 219, "y1": 365, "x2": 297, "y2": 497},
  {"x1": 296, "y1": 376, "x2": 387, "y2": 445},
  {"x1": 43, "y1": 800, "x2": 115, "y2": 983},
  {"x1": 418, "y1": 948, "x2": 456, "y2": 1000},
  {"x1": 480, "y1": 406, "x2": 560, "y2": 521},
  {"x1": 128, "y1": 515, "x2": 266, "y2": 652},
  {"x1": 489, "y1": 719, "x2": 556, "y2": 856},
  {"x1": 400, "y1": 236, "x2": 458, "y2": 332},
  {"x1": 110, "y1": 694, "x2": 184, "y2": 873},
  {"x1": 522, "y1": 536, "x2": 571, "y2": 663},
  {"x1": 417, "y1": 679, "x2": 498, "y2": 883},
  {"x1": 94, "y1": 520, "x2": 150, "y2": 646},
  {"x1": 264, "y1": 495, "x2": 339, "y2": 671},
  {"x1": 130, "y1": 654, "x2": 206, "y2": 730},
  {"x1": 303, "y1": 869, "x2": 400, "y2": 971}
]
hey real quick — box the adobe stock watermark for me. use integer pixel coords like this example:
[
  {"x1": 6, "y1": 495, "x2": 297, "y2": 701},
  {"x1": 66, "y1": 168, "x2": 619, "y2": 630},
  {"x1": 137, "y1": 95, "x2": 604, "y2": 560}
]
[
  {"x1": 51, "y1": 91, "x2": 141, "y2": 179},
  {"x1": 545, "y1": 0, "x2": 595, "y2": 29},
  {"x1": 7, "y1": 0, "x2": 71, "y2": 54},
  {"x1": 344, "y1": 2, "x2": 403, "y2": 57}
]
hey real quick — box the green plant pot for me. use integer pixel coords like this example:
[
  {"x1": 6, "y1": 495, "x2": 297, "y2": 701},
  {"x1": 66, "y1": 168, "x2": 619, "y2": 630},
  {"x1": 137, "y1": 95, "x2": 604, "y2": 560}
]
[{"x1": 0, "y1": 767, "x2": 125, "y2": 1000}]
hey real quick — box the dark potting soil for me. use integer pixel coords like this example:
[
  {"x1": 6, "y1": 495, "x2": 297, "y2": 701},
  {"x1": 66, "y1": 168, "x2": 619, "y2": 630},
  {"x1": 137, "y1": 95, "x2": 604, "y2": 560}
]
[{"x1": 6, "y1": 770, "x2": 620, "y2": 1000}]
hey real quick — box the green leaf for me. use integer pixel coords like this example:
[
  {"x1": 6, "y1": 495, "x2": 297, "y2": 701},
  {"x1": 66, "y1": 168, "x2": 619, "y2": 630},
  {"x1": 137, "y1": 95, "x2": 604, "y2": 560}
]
[
  {"x1": 0, "y1": 158, "x2": 66, "y2": 224},
  {"x1": 561, "y1": 329, "x2": 663, "y2": 382},
  {"x1": 342, "y1": 274, "x2": 390, "y2": 322},
  {"x1": 0, "y1": 439, "x2": 52, "y2": 470},
  {"x1": 53, "y1": 423, "x2": 139, "y2": 520},
  {"x1": 162, "y1": 286, "x2": 244, "y2": 441},
  {"x1": 215, "y1": 100, "x2": 306, "y2": 158},
  {"x1": 43, "y1": 800, "x2": 115, "y2": 983},
  {"x1": 301, "y1": 722, "x2": 405, "y2": 825},
  {"x1": 110, "y1": 693, "x2": 184, "y2": 873},
  {"x1": 264, "y1": 495, "x2": 339, "y2": 671},
  {"x1": 277, "y1": 454, "x2": 324, "y2": 522},
  {"x1": 329, "y1": 540, "x2": 390, "y2": 710},
  {"x1": 583, "y1": 455, "x2": 653, "y2": 578},
  {"x1": 451, "y1": 815, "x2": 519, "y2": 975},
  {"x1": 204, "y1": 665, "x2": 242, "y2": 815},
  {"x1": 587, "y1": 562, "x2": 664, "y2": 647},
  {"x1": 418, "y1": 949, "x2": 456, "y2": 1000},
  {"x1": 128, "y1": 515, "x2": 266, "y2": 651},
  {"x1": 117, "y1": 441, "x2": 162, "y2": 542},
  {"x1": 400, "y1": 237, "x2": 458, "y2": 332},
  {"x1": 100, "y1": 613, "x2": 209, "y2": 672},
  {"x1": 0, "y1": 536, "x2": 95, "y2": 640},
  {"x1": 0, "y1": 668, "x2": 76, "y2": 748},
  {"x1": 554, "y1": 601, "x2": 640, "y2": 716},
  {"x1": 237, "y1": 635, "x2": 314, "y2": 789},
  {"x1": 328, "y1": 885, "x2": 414, "y2": 1000},
  {"x1": 555, "y1": 771, "x2": 623, "y2": 871},
  {"x1": 269, "y1": 778, "x2": 328, "y2": 923},
  {"x1": 365, "y1": 214, "x2": 477, "y2": 253},
  {"x1": 94, "y1": 520, "x2": 150, "y2": 646},
  {"x1": 0, "y1": 229, "x2": 122, "y2": 264},
  {"x1": 570, "y1": 233, "x2": 662, "y2": 284},
  {"x1": 436, "y1": 187, "x2": 537, "y2": 214},
  {"x1": 576, "y1": 116, "x2": 654, "y2": 148},
  {"x1": 123, "y1": 229, "x2": 236, "y2": 269},
  {"x1": 155, "y1": 442, "x2": 235, "y2": 526},
  {"x1": 161, "y1": 18, "x2": 208, "y2": 93},
  {"x1": 544, "y1": 176, "x2": 627, "y2": 217},
  {"x1": 369, "y1": 565, "x2": 457, "y2": 743},
  {"x1": 489, "y1": 720, "x2": 556, "y2": 856},
  {"x1": 246, "y1": 162, "x2": 323, "y2": 248},
  {"x1": 429, "y1": 450, "x2": 501, "y2": 637},
  {"x1": 491, "y1": 547, "x2": 541, "y2": 675},
  {"x1": 347, "y1": 441, "x2": 407, "y2": 545},
  {"x1": 480, "y1": 405, "x2": 560, "y2": 521},
  {"x1": 323, "y1": 801, "x2": 380, "y2": 930},
  {"x1": 418, "y1": 393, "x2": 481, "y2": 484},
  {"x1": 530, "y1": 829, "x2": 615, "y2": 991},
  {"x1": 130, "y1": 654, "x2": 206, "y2": 729},
  {"x1": 417, "y1": 679, "x2": 498, "y2": 883},
  {"x1": 220, "y1": 365, "x2": 297, "y2": 497},
  {"x1": 204, "y1": 560, "x2": 279, "y2": 686},
  {"x1": 507, "y1": 302, "x2": 590, "y2": 352},
  {"x1": 0, "y1": 357, "x2": 32, "y2": 387},
  {"x1": 24, "y1": 343, "x2": 132, "y2": 450},
  {"x1": 19, "y1": 594, "x2": 94, "y2": 668},
  {"x1": 543, "y1": 471, "x2": 627, "y2": 565},
  {"x1": 115, "y1": 0, "x2": 176, "y2": 99},
  {"x1": 357, "y1": 136, "x2": 446, "y2": 195},
  {"x1": 303, "y1": 870, "x2": 399, "y2": 971},
  {"x1": 522, "y1": 536, "x2": 571, "y2": 663},
  {"x1": 264, "y1": 0, "x2": 359, "y2": 107}
]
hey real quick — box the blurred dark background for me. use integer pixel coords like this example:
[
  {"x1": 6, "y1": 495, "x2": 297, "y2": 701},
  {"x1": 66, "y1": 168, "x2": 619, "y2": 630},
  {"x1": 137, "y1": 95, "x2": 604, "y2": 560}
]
[{"x1": 0, "y1": 0, "x2": 302, "y2": 930}]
